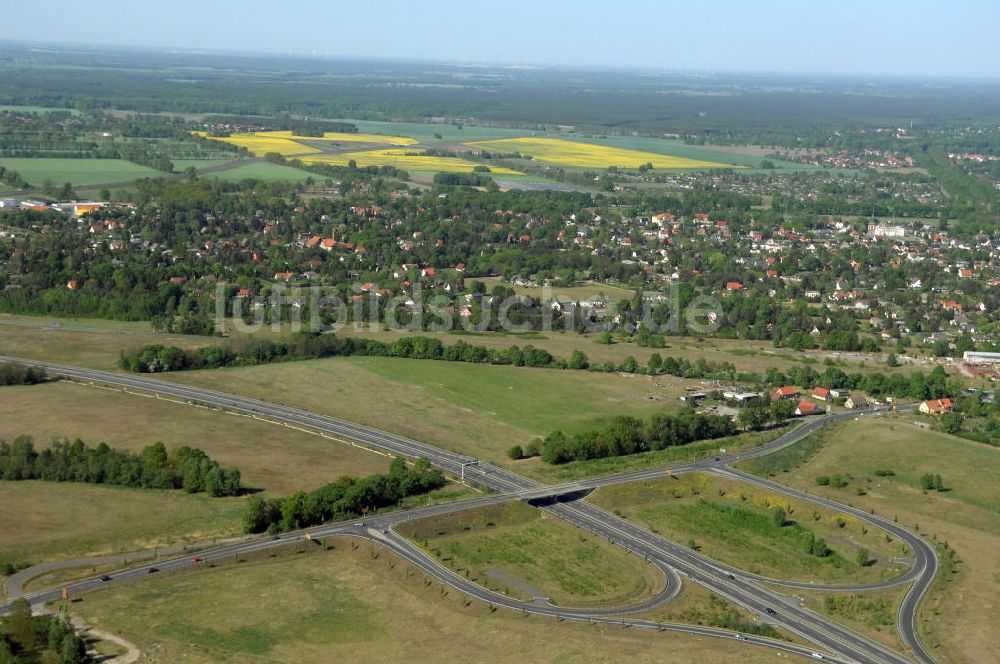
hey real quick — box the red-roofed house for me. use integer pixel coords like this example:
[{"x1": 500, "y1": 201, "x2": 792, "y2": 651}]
[
  {"x1": 772, "y1": 386, "x2": 799, "y2": 400},
  {"x1": 726, "y1": 281, "x2": 744, "y2": 291},
  {"x1": 959, "y1": 268, "x2": 973, "y2": 279},
  {"x1": 919, "y1": 398, "x2": 953, "y2": 415},
  {"x1": 811, "y1": 387, "x2": 831, "y2": 402},
  {"x1": 274, "y1": 271, "x2": 294, "y2": 282},
  {"x1": 795, "y1": 400, "x2": 818, "y2": 416}
]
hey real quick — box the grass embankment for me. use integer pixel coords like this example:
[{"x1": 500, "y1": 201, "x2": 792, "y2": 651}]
[
  {"x1": 589, "y1": 473, "x2": 907, "y2": 585},
  {"x1": 404, "y1": 502, "x2": 664, "y2": 608},
  {"x1": 766, "y1": 416, "x2": 1000, "y2": 664},
  {"x1": 68, "y1": 542, "x2": 784, "y2": 664},
  {"x1": 637, "y1": 581, "x2": 790, "y2": 641},
  {"x1": 787, "y1": 586, "x2": 907, "y2": 652}
]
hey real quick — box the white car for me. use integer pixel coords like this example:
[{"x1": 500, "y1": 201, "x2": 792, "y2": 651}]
[{"x1": 810, "y1": 654, "x2": 824, "y2": 660}]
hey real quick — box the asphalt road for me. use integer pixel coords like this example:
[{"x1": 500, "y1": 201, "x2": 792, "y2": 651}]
[{"x1": 0, "y1": 357, "x2": 937, "y2": 663}]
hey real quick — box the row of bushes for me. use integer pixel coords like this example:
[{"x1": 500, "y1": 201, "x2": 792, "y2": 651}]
[
  {"x1": 0, "y1": 437, "x2": 242, "y2": 497},
  {"x1": 0, "y1": 361, "x2": 47, "y2": 386},
  {"x1": 242, "y1": 457, "x2": 445, "y2": 534},
  {"x1": 539, "y1": 410, "x2": 736, "y2": 464}
]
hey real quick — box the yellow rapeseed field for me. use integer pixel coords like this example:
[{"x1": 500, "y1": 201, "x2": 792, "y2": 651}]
[
  {"x1": 192, "y1": 131, "x2": 319, "y2": 157},
  {"x1": 299, "y1": 149, "x2": 523, "y2": 175},
  {"x1": 257, "y1": 130, "x2": 418, "y2": 146},
  {"x1": 466, "y1": 137, "x2": 730, "y2": 169}
]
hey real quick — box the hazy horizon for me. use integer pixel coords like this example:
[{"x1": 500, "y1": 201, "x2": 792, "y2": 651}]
[{"x1": 1, "y1": 0, "x2": 997, "y2": 79}]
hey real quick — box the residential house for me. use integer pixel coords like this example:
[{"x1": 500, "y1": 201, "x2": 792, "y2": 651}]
[
  {"x1": 811, "y1": 387, "x2": 831, "y2": 402},
  {"x1": 919, "y1": 398, "x2": 953, "y2": 415},
  {"x1": 771, "y1": 386, "x2": 800, "y2": 400},
  {"x1": 795, "y1": 400, "x2": 819, "y2": 416}
]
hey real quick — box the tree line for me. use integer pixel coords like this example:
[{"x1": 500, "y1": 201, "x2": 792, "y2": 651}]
[
  {"x1": 0, "y1": 362, "x2": 47, "y2": 386},
  {"x1": 539, "y1": 410, "x2": 736, "y2": 464},
  {"x1": 242, "y1": 457, "x2": 445, "y2": 534},
  {"x1": 0, "y1": 436, "x2": 242, "y2": 497}
]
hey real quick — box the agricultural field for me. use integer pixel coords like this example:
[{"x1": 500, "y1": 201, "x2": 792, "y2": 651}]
[
  {"x1": 404, "y1": 501, "x2": 664, "y2": 607},
  {"x1": 0, "y1": 158, "x2": 161, "y2": 187},
  {"x1": 344, "y1": 119, "x2": 529, "y2": 143},
  {"x1": 207, "y1": 161, "x2": 317, "y2": 182},
  {"x1": 170, "y1": 158, "x2": 233, "y2": 171},
  {"x1": 299, "y1": 149, "x2": 522, "y2": 175},
  {"x1": 191, "y1": 131, "x2": 320, "y2": 157},
  {"x1": 761, "y1": 416, "x2": 1000, "y2": 664},
  {"x1": 258, "y1": 130, "x2": 417, "y2": 145},
  {"x1": 589, "y1": 473, "x2": 907, "y2": 585},
  {"x1": 568, "y1": 135, "x2": 836, "y2": 173},
  {"x1": 466, "y1": 137, "x2": 733, "y2": 170},
  {"x1": 68, "y1": 543, "x2": 783, "y2": 664}
]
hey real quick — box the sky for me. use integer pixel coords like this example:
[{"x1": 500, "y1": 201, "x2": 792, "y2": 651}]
[{"x1": 2, "y1": 0, "x2": 998, "y2": 78}]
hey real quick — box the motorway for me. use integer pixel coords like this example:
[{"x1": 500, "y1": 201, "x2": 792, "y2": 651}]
[{"x1": 0, "y1": 357, "x2": 938, "y2": 663}]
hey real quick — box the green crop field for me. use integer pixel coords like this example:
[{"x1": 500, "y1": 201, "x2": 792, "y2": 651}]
[
  {"x1": 171, "y1": 158, "x2": 234, "y2": 171},
  {"x1": 206, "y1": 161, "x2": 317, "y2": 182},
  {"x1": 337, "y1": 118, "x2": 529, "y2": 144},
  {"x1": 0, "y1": 158, "x2": 162, "y2": 187},
  {"x1": 405, "y1": 501, "x2": 664, "y2": 607}
]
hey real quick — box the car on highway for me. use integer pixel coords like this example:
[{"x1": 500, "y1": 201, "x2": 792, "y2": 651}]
[
  {"x1": 733, "y1": 634, "x2": 746, "y2": 641},
  {"x1": 99, "y1": 575, "x2": 112, "y2": 582},
  {"x1": 765, "y1": 607, "x2": 776, "y2": 615},
  {"x1": 810, "y1": 654, "x2": 824, "y2": 660},
  {"x1": 727, "y1": 573, "x2": 736, "y2": 580},
  {"x1": 192, "y1": 556, "x2": 203, "y2": 563},
  {"x1": 148, "y1": 567, "x2": 160, "y2": 574}
]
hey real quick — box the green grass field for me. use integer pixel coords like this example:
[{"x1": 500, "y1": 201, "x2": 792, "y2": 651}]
[
  {"x1": 771, "y1": 417, "x2": 1000, "y2": 663},
  {"x1": 68, "y1": 543, "x2": 783, "y2": 664},
  {"x1": 405, "y1": 501, "x2": 663, "y2": 607},
  {"x1": 0, "y1": 105, "x2": 79, "y2": 115},
  {"x1": 0, "y1": 158, "x2": 162, "y2": 187},
  {"x1": 171, "y1": 158, "x2": 233, "y2": 171},
  {"x1": 0, "y1": 318, "x2": 214, "y2": 370},
  {"x1": 166, "y1": 355, "x2": 683, "y2": 464},
  {"x1": 589, "y1": 473, "x2": 905, "y2": 584},
  {"x1": 338, "y1": 119, "x2": 529, "y2": 144},
  {"x1": 0, "y1": 381, "x2": 396, "y2": 495},
  {"x1": 206, "y1": 161, "x2": 317, "y2": 182},
  {"x1": 0, "y1": 481, "x2": 243, "y2": 565}
]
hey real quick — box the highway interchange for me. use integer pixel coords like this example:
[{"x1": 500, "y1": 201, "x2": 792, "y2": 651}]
[{"x1": 0, "y1": 356, "x2": 938, "y2": 664}]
